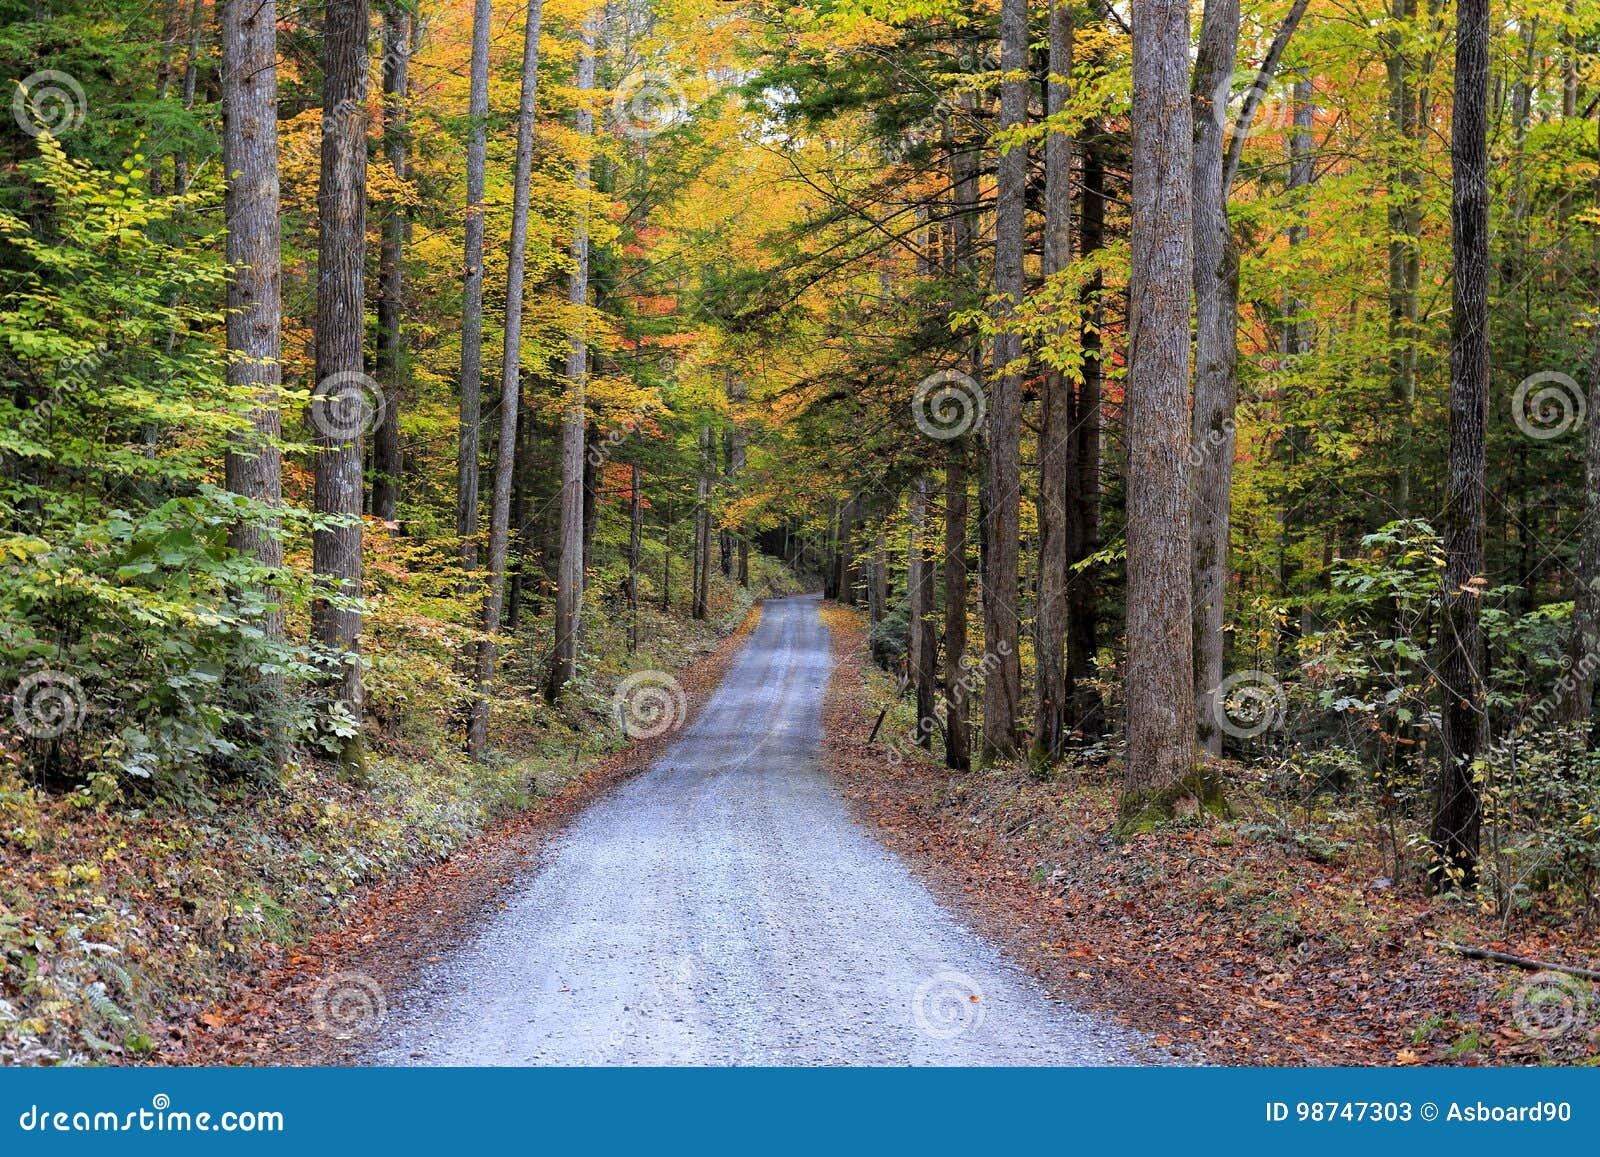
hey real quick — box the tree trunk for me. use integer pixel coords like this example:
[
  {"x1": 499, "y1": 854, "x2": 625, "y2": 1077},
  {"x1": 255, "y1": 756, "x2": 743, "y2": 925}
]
[
  {"x1": 909, "y1": 479, "x2": 939, "y2": 747},
  {"x1": 371, "y1": 2, "x2": 410, "y2": 523},
  {"x1": 549, "y1": 13, "x2": 594, "y2": 701},
  {"x1": 1188, "y1": 0, "x2": 1240, "y2": 758},
  {"x1": 311, "y1": 0, "x2": 370, "y2": 776},
  {"x1": 694, "y1": 425, "x2": 712, "y2": 620},
  {"x1": 944, "y1": 447, "x2": 972, "y2": 770},
  {"x1": 629, "y1": 464, "x2": 642, "y2": 653},
  {"x1": 1385, "y1": 0, "x2": 1422, "y2": 517},
  {"x1": 871, "y1": 527, "x2": 888, "y2": 627},
  {"x1": 1033, "y1": 0, "x2": 1074, "y2": 764},
  {"x1": 220, "y1": 0, "x2": 286, "y2": 769},
  {"x1": 467, "y1": 0, "x2": 545, "y2": 755},
  {"x1": 1121, "y1": 0, "x2": 1199, "y2": 831},
  {"x1": 455, "y1": 0, "x2": 493, "y2": 570},
  {"x1": 982, "y1": 0, "x2": 1027, "y2": 762},
  {"x1": 1431, "y1": 0, "x2": 1490, "y2": 890},
  {"x1": 1066, "y1": 128, "x2": 1105, "y2": 738},
  {"x1": 1560, "y1": 111, "x2": 1600, "y2": 728},
  {"x1": 728, "y1": 377, "x2": 749, "y2": 588}
]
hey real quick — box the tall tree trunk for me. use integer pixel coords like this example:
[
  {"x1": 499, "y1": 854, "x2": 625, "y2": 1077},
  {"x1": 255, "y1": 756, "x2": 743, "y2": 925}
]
[
  {"x1": 1385, "y1": 0, "x2": 1422, "y2": 517},
  {"x1": 311, "y1": 0, "x2": 371, "y2": 776},
  {"x1": 909, "y1": 479, "x2": 939, "y2": 747},
  {"x1": 1033, "y1": 0, "x2": 1074, "y2": 763},
  {"x1": 455, "y1": 0, "x2": 492, "y2": 569},
  {"x1": 1431, "y1": 0, "x2": 1489, "y2": 890},
  {"x1": 1189, "y1": 0, "x2": 1239, "y2": 758},
  {"x1": 467, "y1": 0, "x2": 545, "y2": 755},
  {"x1": 549, "y1": 13, "x2": 595, "y2": 701},
  {"x1": 628, "y1": 464, "x2": 642, "y2": 653},
  {"x1": 982, "y1": 0, "x2": 1028, "y2": 761},
  {"x1": 1121, "y1": 0, "x2": 1198, "y2": 830},
  {"x1": 693, "y1": 425, "x2": 712, "y2": 620},
  {"x1": 728, "y1": 376, "x2": 749, "y2": 588},
  {"x1": 220, "y1": 0, "x2": 286, "y2": 769},
  {"x1": 944, "y1": 447, "x2": 972, "y2": 769},
  {"x1": 1560, "y1": 111, "x2": 1600, "y2": 727},
  {"x1": 871, "y1": 527, "x2": 888, "y2": 627},
  {"x1": 1066, "y1": 128, "x2": 1105, "y2": 738},
  {"x1": 371, "y1": 2, "x2": 410, "y2": 523}
]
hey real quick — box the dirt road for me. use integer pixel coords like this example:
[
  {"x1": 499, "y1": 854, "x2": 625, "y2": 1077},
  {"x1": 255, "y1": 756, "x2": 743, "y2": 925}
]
[{"x1": 368, "y1": 594, "x2": 1146, "y2": 1065}]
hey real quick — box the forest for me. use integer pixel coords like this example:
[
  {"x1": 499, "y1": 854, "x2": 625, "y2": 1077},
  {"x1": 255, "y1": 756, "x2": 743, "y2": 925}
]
[{"x1": 2, "y1": 0, "x2": 1600, "y2": 1067}]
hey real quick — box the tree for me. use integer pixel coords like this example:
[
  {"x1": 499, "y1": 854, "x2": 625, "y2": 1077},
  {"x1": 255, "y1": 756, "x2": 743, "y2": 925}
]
[
  {"x1": 1120, "y1": 0, "x2": 1198, "y2": 831},
  {"x1": 550, "y1": 12, "x2": 597, "y2": 700},
  {"x1": 371, "y1": 2, "x2": 412, "y2": 523},
  {"x1": 1066, "y1": 127, "x2": 1106, "y2": 738},
  {"x1": 310, "y1": 0, "x2": 371, "y2": 775},
  {"x1": 455, "y1": 0, "x2": 493, "y2": 570},
  {"x1": 982, "y1": 0, "x2": 1027, "y2": 761},
  {"x1": 1032, "y1": 0, "x2": 1073, "y2": 763},
  {"x1": 1560, "y1": 111, "x2": 1600, "y2": 728},
  {"x1": 468, "y1": 0, "x2": 546, "y2": 755},
  {"x1": 219, "y1": 0, "x2": 286, "y2": 768},
  {"x1": 1431, "y1": 0, "x2": 1490, "y2": 890},
  {"x1": 908, "y1": 478, "x2": 938, "y2": 746},
  {"x1": 1190, "y1": 0, "x2": 1309, "y2": 755},
  {"x1": 1188, "y1": 0, "x2": 1240, "y2": 757}
]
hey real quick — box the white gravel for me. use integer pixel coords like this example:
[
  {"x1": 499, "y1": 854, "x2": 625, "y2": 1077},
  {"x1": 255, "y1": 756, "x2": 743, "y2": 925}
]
[{"x1": 366, "y1": 594, "x2": 1150, "y2": 1066}]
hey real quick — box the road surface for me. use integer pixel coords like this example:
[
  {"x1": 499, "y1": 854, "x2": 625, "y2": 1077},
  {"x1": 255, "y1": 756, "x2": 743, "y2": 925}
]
[{"x1": 367, "y1": 594, "x2": 1146, "y2": 1065}]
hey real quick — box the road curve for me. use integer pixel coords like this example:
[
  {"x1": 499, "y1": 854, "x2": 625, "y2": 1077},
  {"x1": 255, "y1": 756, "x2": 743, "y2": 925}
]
[{"x1": 368, "y1": 593, "x2": 1146, "y2": 1066}]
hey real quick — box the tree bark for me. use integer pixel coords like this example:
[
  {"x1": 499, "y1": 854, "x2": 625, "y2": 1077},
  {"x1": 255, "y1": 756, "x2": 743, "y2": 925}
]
[
  {"x1": 694, "y1": 425, "x2": 712, "y2": 620},
  {"x1": 455, "y1": 0, "x2": 493, "y2": 570},
  {"x1": 371, "y1": 2, "x2": 410, "y2": 523},
  {"x1": 1559, "y1": 111, "x2": 1600, "y2": 728},
  {"x1": 944, "y1": 446, "x2": 972, "y2": 770},
  {"x1": 220, "y1": 0, "x2": 286, "y2": 767},
  {"x1": 1066, "y1": 128, "x2": 1106, "y2": 738},
  {"x1": 467, "y1": 0, "x2": 545, "y2": 754},
  {"x1": 311, "y1": 0, "x2": 370, "y2": 775},
  {"x1": 549, "y1": 13, "x2": 595, "y2": 701},
  {"x1": 1385, "y1": 0, "x2": 1422, "y2": 517},
  {"x1": 628, "y1": 464, "x2": 642, "y2": 652},
  {"x1": 1188, "y1": 0, "x2": 1240, "y2": 758},
  {"x1": 728, "y1": 377, "x2": 749, "y2": 588},
  {"x1": 1431, "y1": 0, "x2": 1490, "y2": 890},
  {"x1": 1121, "y1": 0, "x2": 1198, "y2": 830},
  {"x1": 1033, "y1": 0, "x2": 1074, "y2": 763},
  {"x1": 982, "y1": 0, "x2": 1028, "y2": 761},
  {"x1": 909, "y1": 479, "x2": 939, "y2": 747}
]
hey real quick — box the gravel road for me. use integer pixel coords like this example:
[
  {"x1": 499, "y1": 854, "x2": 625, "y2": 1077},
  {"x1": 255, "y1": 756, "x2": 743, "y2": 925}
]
[{"x1": 368, "y1": 594, "x2": 1148, "y2": 1065}]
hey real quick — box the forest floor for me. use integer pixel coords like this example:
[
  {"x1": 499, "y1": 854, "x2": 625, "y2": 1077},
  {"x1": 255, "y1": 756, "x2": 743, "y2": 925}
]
[{"x1": 820, "y1": 604, "x2": 1600, "y2": 1067}]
